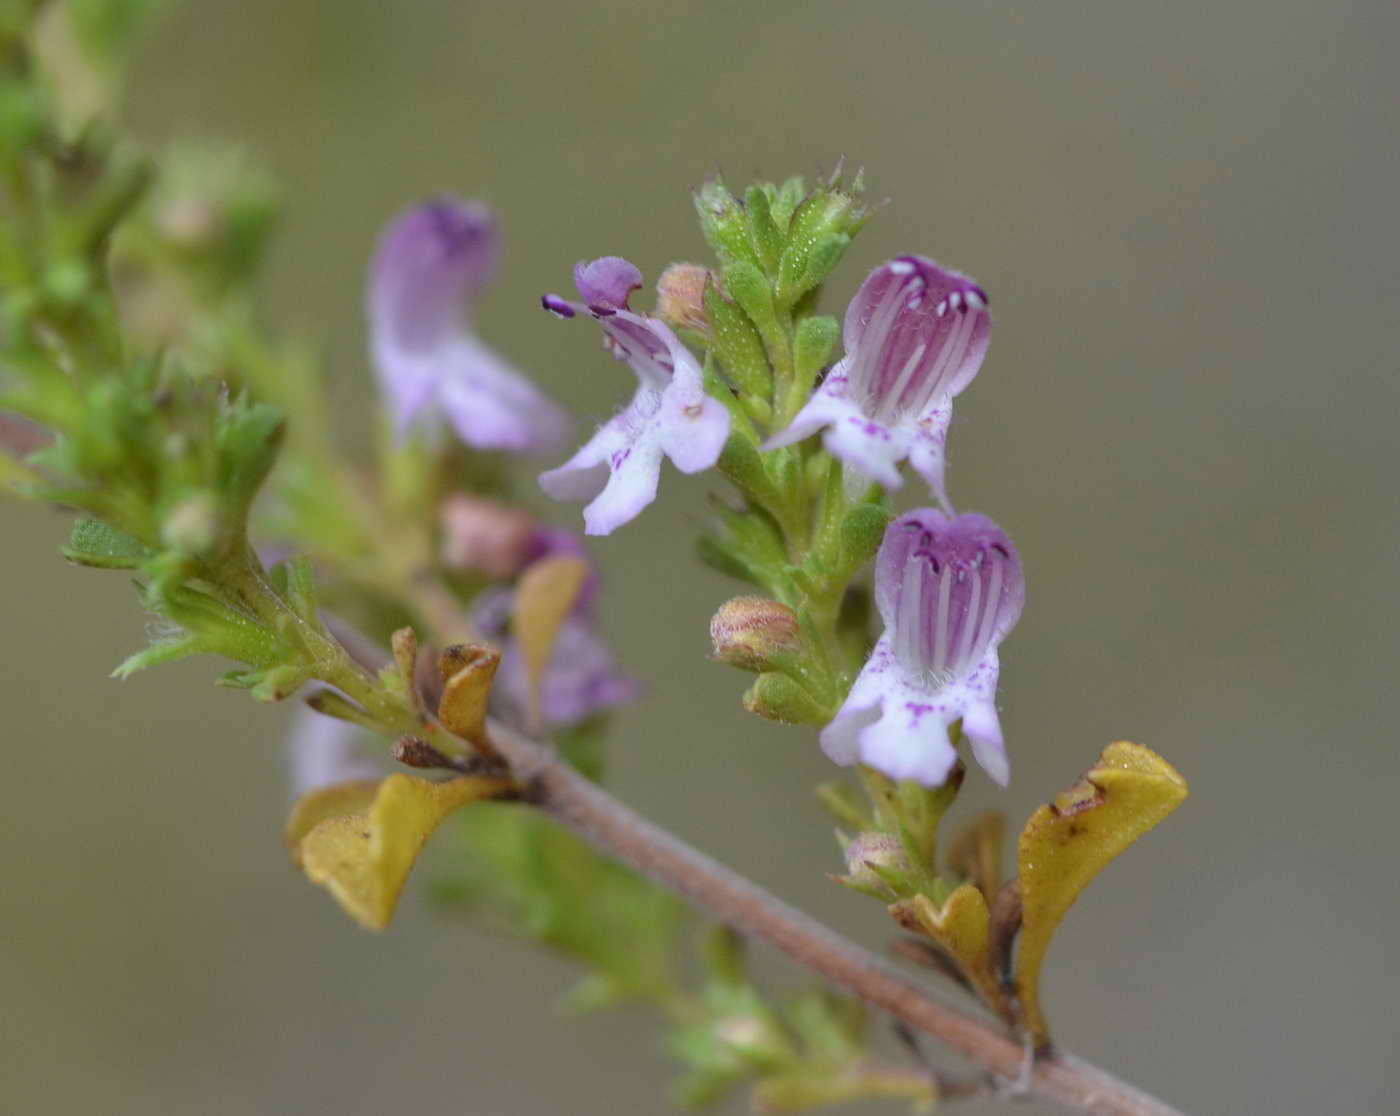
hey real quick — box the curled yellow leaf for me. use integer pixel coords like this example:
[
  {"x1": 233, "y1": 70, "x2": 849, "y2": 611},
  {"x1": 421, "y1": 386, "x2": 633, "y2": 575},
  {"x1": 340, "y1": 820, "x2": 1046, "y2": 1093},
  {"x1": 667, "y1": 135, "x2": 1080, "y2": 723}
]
[
  {"x1": 287, "y1": 773, "x2": 515, "y2": 931},
  {"x1": 1016, "y1": 741, "x2": 1188, "y2": 1048},
  {"x1": 891, "y1": 885, "x2": 1010, "y2": 1021},
  {"x1": 513, "y1": 555, "x2": 589, "y2": 731},
  {"x1": 436, "y1": 643, "x2": 501, "y2": 753}
]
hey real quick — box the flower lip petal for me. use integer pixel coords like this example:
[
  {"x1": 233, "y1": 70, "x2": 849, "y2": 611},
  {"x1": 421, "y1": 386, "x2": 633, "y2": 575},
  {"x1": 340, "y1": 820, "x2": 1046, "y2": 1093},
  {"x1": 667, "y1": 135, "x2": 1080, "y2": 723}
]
[
  {"x1": 370, "y1": 198, "x2": 500, "y2": 350},
  {"x1": 843, "y1": 254, "x2": 991, "y2": 421},
  {"x1": 574, "y1": 256, "x2": 643, "y2": 311},
  {"x1": 368, "y1": 198, "x2": 568, "y2": 453},
  {"x1": 821, "y1": 510, "x2": 1024, "y2": 787}
]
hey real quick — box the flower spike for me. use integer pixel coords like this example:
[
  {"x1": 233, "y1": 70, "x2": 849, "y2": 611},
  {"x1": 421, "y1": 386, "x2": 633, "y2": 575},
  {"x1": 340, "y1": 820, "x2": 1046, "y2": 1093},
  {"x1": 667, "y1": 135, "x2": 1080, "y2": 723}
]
[
  {"x1": 822, "y1": 509, "x2": 1024, "y2": 787},
  {"x1": 368, "y1": 198, "x2": 570, "y2": 452},
  {"x1": 766, "y1": 255, "x2": 991, "y2": 508},
  {"x1": 538, "y1": 257, "x2": 730, "y2": 535}
]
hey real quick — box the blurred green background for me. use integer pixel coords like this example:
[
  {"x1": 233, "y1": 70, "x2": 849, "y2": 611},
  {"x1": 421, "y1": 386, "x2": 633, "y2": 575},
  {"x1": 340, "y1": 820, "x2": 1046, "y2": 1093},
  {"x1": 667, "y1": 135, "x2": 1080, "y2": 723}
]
[{"x1": 4, "y1": 1, "x2": 1398, "y2": 1113}]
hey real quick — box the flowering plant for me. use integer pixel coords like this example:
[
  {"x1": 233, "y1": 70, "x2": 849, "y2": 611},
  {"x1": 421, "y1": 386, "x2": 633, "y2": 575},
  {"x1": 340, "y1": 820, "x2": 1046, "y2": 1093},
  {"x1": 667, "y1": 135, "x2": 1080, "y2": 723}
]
[{"x1": 0, "y1": 5, "x2": 1188, "y2": 1113}]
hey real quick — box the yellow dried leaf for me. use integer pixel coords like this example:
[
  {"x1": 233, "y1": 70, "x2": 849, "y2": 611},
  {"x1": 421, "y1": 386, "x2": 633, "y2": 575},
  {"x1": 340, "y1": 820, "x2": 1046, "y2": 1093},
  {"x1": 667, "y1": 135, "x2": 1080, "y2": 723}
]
[
  {"x1": 289, "y1": 773, "x2": 514, "y2": 931},
  {"x1": 285, "y1": 779, "x2": 381, "y2": 866},
  {"x1": 436, "y1": 643, "x2": 500, "y2": 751},
  {"x1": 1016, "y1": 741, "x2": 1188, "y2": 1048},
  {"x1": 513, "y1": 555, "x2": 589, "y2": 730},
  {"x1": 892, "y1": 885, "x2": 1010, "y2": 1020}
]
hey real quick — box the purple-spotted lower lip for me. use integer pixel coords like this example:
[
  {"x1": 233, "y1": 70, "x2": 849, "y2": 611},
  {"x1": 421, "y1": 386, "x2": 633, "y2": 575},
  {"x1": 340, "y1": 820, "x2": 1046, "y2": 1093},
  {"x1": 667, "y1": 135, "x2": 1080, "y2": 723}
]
[{"x1": 541, "y1": 294, "x2": 576, "y2": 318}]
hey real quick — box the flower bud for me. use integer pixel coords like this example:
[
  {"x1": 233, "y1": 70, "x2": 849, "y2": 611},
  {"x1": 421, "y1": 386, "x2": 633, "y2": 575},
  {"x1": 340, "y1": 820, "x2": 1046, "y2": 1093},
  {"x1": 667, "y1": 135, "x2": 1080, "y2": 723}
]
[
  {"x1": 710, "y1": 596, "x2": 802, "y2": 672},
  {"x1": 656, "y1": 263, "x2": 712, "y2": 335},
  {"x1": 439, "y1": 495, "x2": 538, "y2": 579},
  {"x1": 162, "y1": 491, "x2": 218, "y2": 554},
  {"x1": 841, "y1": 831, "x2": 909, "y2": 895}
]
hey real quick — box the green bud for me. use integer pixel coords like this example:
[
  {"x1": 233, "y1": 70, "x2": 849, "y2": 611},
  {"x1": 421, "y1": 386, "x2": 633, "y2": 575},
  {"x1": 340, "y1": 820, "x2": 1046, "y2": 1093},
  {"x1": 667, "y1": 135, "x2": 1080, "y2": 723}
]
[
  {"x1": 693, "y1": 178, "x2": 758, "y2": 268},
  {"x1": 743, "y1": 671, "x2": 831, "y2": 725},
  {"x1": 722, "y1": 258, "x2": 780, "y2": 344},
  {"x1": 215, "y1": 397, "x2": 284, "y2": 528},
  {"x1": 838, "y1": 500, "x2": 893, "y2": 577},
  {"x1": 775, "y1": 173, "x2": 871, "y2": 308},
  {"x1": 743, "y1": 184, "x2": 783, "y2": 275},
  {"x1": 793, "y1": 314, "x2": 839, "y2": 382},
  {"x1": 803, "y1": 232, "x2": 850, "y2": 290},
  {"x1": 770, "y1": 175, "x2": 806, "y2": 230}
]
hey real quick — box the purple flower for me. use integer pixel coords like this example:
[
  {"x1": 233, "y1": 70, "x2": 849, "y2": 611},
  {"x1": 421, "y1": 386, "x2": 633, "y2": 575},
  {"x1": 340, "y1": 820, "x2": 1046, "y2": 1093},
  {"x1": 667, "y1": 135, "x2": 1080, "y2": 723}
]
[
  {"x1": 538, "y1": 257, "x2": 730, "y2": 535},
  {"x1": 472, "y1": 548, "x2": 639, "y2": 730},
  {"x1": 368, "y1": 198, "x2": 570, "y2": 452},
  {"x1": 766, "y1": 255, "x2": 991, "y2": 509},
  {"x1": 822, "y1": 510, "x2": 1024, "y2": 787}
]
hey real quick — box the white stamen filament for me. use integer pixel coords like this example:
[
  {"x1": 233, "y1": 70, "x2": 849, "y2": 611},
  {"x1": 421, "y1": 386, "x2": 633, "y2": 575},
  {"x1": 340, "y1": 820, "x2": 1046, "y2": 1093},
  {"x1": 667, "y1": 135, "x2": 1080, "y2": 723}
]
[
  {"x1": 969, "y1": 555, "x2": 1005, "y2": 669},
  {"x1": 930, "y1": 558, "x2": 953, "y2": 675},
  {"x1": 850, "y1": 276, "x2": 909, "y2": 402},
  {"x1": 878, "y1": 341, "x2": 927, "y2": 421},
  {"x1": 894, "y1": 556, "x2": 924, "y2": 672},
  {"x1": 916, "y1": 306, "x2": 976, "y2": 411},
  {"x1": 952, "y1": 560, "x2": 982, "y2": 674}
]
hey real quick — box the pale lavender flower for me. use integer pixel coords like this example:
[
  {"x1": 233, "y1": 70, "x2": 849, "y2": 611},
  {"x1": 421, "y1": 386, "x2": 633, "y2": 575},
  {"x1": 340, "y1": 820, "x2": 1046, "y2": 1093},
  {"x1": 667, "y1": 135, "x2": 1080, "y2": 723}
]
[
  {"x1": 472, "y1": 588, "x2": 639, "y2": 730},
  {"x1": 472, "y1": 527, "x2": 638, "y2": 728},
  {"x1": 766, "y1": 255, "x2": 991, "y2": 509},
  {"x1": 368, "y1": 198, "x2": 570, "y2": 452},
  {"x1": 822, "y1": 509, "x2": 1024, "y2": 787},
  {"x1": 538, "y1": 257, "x2": 730, "y2": 535}
]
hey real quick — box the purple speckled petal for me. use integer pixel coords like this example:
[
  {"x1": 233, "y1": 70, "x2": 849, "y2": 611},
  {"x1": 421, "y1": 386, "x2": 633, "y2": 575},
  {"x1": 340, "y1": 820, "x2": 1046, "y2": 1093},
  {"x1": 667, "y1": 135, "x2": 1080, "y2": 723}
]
[
  {"x1": 764, "y1": 361, "x2": 854, "y2": 450},
  {"x1": 905, "y1": 408, "x2": 954, "y2": 513},
  {"x1": 766, "y1": 255, "x2": 990, "y2": 501},
  {"x1": 875, "y1": 509, "x2": 1024, "y2": 681},
  {"x1": 959, "y1": 691, "x2": 1009, "y2": 787},
  {"x1": 821, "y1": 510, "x2": 1024, "y2": 787},
  {"x1": 369, "y1": 199, "x2": 499, "y2": 351},
  {"x1": 368, "y1": 199, "x2": 570, "y2": 452},
  {"x1": 540, "y1": 265, "x2": 727, "y2": 534},
  {"x1": 819, "y1": 635, "x2": 962, "y2": 786},
  {"x1": 433, "y1": 335, "x2": 572, "y2": 451},
  {"x1": 471, "y1": 580, "x2": 639, "y2": 731},
  {"x1": 574, "y1": 256, "x2": 643, "y2": 311},
  {"x1": 842, "y1": 256, "x2": 990, "y2": 421}
]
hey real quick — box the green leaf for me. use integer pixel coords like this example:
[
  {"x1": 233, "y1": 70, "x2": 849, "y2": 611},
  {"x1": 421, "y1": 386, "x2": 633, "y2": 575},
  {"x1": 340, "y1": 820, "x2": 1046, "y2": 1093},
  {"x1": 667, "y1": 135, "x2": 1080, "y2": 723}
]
[
  {"x1": 703, "y1": 280, "x2": 771, "y2": 401},
  {"x1": 742, "y1": 671, "x2": 832, "y2": 725},
  {"x1": 1015, "y1": 741, "x2": 1189, "y2": 1048},
  {"x1": 698, "y1": 499, "x2": 790, "y2": 594},
  {"x1": 62, "y1": 516, "x2": 152, "y2": 568},
  {"x1": 440, "y1": 806, "x2": 687, "y2": 1008},
  {"x1": 744, "y1": 185, "x2": 783, "y2": 275}
]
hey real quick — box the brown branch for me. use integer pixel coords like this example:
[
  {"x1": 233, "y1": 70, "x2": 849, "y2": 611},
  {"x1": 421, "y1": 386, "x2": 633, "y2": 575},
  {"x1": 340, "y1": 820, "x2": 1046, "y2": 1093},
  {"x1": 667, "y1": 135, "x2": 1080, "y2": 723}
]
[
  {"x1": 486, "y1": 718, "x2": 1187, "y2": 1116},
  {"x1": 322, "y1": 620, "x2": 1183, "y2": 1114}
]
